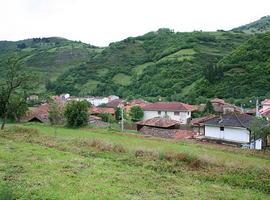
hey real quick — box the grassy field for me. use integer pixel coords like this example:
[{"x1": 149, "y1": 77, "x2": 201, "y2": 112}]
[{"x1": 0, "y1": 123, "x2": 269, "y2": 199}]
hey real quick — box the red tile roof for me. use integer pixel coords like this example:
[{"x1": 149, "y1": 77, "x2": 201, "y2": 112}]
[
  {"x1": 90, "y1": 107, "x2": 115, "y2": 115},
  {"x1": 136, "y1": 117, "x2": 180, "y2": 128},
  {"x1": 24, "y1": 103, "x2": 50, "y2": 123},
  {"x1": 142, "y1": 102, "x2": 194, "y2": 111},
  {"x1": 103, "y1": 99, "x2": 125, "y2": 108},
  {"x1": 262, "y1": 99, "x2": 270, "y2": 105},
  {"x1": 190, "y1": 115, "x2": 216, "y2": 125}
]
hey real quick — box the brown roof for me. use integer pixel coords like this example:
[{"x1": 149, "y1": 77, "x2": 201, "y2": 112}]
[
  {"x1": 136, "y1": 117, "x2": 180, "y2": 128},
  {"x1": 142, "y1": 102, "x2": 194, "y2": 111},
  {"x1": 103, "y1": 99, "x2": 125, "y2": 108},
  {"x1": 211, "y1": 98, "x2": 225, "y2": 104},
  {"x1": 191, "y1": 115, "x2": 216, "y2": 125},
  {"x1": 24, "y1": 103, "x2": 50, "y2": 123},
  {"x1": 90, "y1": 107, "x2": 115, "y2": 115}
]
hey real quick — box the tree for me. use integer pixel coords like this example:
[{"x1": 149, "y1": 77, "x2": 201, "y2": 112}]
[
  {"x1": 64, "y1": 101, "x2": 90, "y2": 128},
  {"x1": 203, "y1": 100, "x2": 215, "y2": 114},
  {"x1": 0, "y1": 58, "x2": 37, "y2": 130},
  {"x1": 48, "y1": 102, "x2": 65, "y2": 125},
  {"x1": 129, "y1": 106, "x2": 144, "y2": 122},
  {"x1": 250, "y1": 117, "x2": 270, "y2": 148}
]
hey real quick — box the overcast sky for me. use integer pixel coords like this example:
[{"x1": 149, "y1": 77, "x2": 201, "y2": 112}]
[{"x1": 0, "y1": 0, "x2": 269, "y2": 46}]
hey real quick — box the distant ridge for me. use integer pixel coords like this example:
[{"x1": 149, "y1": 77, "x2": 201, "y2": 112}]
[{"x1": 232, "y1": 16, "x2": 270, "y2": 33}]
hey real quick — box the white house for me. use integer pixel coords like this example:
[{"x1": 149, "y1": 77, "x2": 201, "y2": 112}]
[
  {"x1": 60, "y1": 93, "x2": 70, "y2": 101},
  {"x1": 202, "y1": 113, "x2": 262, "y2": 150},
  {"x1": 142, "y1": 102, "x2": 194, "y2": 124}
]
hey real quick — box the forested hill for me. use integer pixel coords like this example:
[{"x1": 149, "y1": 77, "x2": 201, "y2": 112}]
[
  {"x1": 50, "y1": 29, "x2": 250, "y2": 102},
  {"x1": 188, "y1": 32, "x2": 270, "y2": 106},
  {"x1": 2, "y1": 21, "x2": 270, "y2": 104},
  {"x1": 232, "y1": 16, "x2": 270, "y2": 33}
]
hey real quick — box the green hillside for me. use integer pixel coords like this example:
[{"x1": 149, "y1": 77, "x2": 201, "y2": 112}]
[
  {"x1": 232, "y1": 16, "x2": 270, "y2": 33},
  {"x1": 51, "y1": 29, "x2": 250, "y2": 100},
  {"x1": 187, "y1": 32, "x2": 270, "y2": 105},
  {"x1": 0, "y1": 37, "x2": 101, "y2": 91},
  {"x1": 2, "y1": 23, "x2": 270, "y2": 104}
]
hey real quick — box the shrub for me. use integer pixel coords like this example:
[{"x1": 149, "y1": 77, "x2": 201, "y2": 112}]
[
  {"x1": 129, "y1": 106, "x2": 144, "y2": 122},
  {"x1": 64, "y1": 101, "x2": 90, "y2": 128}
]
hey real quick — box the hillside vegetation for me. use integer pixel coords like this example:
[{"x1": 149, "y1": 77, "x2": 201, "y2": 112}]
[
  {"x1": 232, "y1": 16, "x2": 270, "y2": 33},
  {"x1": 0, "y1": 124, "x2": 269, "y2": 199},
  {"x1": 0, "y1": 37, "x2": 101, "y2": 91},
  {"x1": 2, "y1": 17, "x2": 270, "y2": 103},
  {"x1": 187, "y1": 32, "x2": 270, "y2": 105},
  {"x1": 50, "y1": 29, "x2": 249, "y2": 101}
]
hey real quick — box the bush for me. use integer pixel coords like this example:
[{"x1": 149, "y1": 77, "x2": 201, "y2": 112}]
[
  {"x1": 129, "y1": 106, "x2": 144, "y2": 122},
  {"x1": 98, "y1": 113, "x2": 116, "y2": 123},
  {"x1": 64, "y1": 101, "x2": 90, "y2": 128}
]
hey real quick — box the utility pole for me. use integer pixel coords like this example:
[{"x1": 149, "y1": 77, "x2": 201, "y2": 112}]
[
  {"x1": 256, "y1": 99, "x2": 260, "y2": 117},
  {"x1": 121, "y1": 106, "x2": 124, "y2": 132}
]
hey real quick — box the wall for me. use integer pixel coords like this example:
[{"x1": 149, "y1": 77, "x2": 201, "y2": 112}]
[
  {"x1": 143, "y1": 110, "x2": 191, "y2": 124},
  {"x1": 205, "y1": 125, "x2": 250, "y2": 143}
]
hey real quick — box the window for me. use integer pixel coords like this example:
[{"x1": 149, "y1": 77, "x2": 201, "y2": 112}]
[
  {"x1": 174, "y1": 111, "x2": 180, "y2": 116},
  {"x1": 158, "y1": 111, "x2": 161, "y2": 115},
  {"x1": 220, "y1": 127, "x2": 224, "y2": 131}
]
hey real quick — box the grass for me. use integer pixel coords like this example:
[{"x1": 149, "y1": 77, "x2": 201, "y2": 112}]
[
  {"x1": 132, "y1": 62, "x2": 154, "y2": 76},
  {"x1": 0, "y1": 124, "x2": 269, "y2": 199},
  {"x1": 112, "y1": 73, "x2": 132, "y2": 86}
]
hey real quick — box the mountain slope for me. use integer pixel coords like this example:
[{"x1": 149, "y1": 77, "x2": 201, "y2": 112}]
[
  {"x1": 0, "y1": 37, "x2": 101, "y2": 91},
  {"x1": 232, "y1": 16, "x2": 270, "y2": 33},
  {"x1": 51, "y1": 30, "x2": 249, "y2": 100},
  {"x1": 188, "y1": 32, "x2": 270, "y2": 105}
]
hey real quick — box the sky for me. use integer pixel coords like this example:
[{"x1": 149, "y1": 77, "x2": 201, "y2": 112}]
[{"x1": 0, "y1": 0, "x2": 269, "y2": 46}]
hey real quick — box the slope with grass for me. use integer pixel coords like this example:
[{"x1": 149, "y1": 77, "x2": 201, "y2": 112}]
[
  {"x1": 0, "y1": 37, "x2": 101, "y2": 92},
  {"x1": 0, "y1": 124, "x2": 269, "y2": 199}
]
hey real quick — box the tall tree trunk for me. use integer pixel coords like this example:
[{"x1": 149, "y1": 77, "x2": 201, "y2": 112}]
[{"x1": 1, "y1": 113, "x2": 7, "y2": 130}]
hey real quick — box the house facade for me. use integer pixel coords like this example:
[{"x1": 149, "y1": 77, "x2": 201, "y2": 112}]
[
  {"x1": 202, "y1": 113, "x2": 262, "y2": 149},
  {"x1": 142, "y1": 102, "x2": 194, "y2": 124}
]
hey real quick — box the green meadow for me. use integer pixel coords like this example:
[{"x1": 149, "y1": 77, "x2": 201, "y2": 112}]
[{"x1": 0, "y1": 124, "x2": 269, "y2": 199}]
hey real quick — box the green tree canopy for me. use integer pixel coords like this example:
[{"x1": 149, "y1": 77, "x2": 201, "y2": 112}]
[
  {"x1": 129, "y1": 106, "x2": 144, "y2": 122},
  {"x1": 64, "y1": 100, "x2": 90, "y2": 128}
]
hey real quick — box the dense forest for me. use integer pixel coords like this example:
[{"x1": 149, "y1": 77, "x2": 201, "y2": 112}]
[{"x1": 1, "y1": 16, "x2": 270, "y2": 105}]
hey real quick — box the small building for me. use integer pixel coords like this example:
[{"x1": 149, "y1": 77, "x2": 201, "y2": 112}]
[
  {"x1": 191, "y1": 115, "x2": 216, "y2": 136},
  {"x1": 142, "y1": 102, "x2": 194, "y2": 124},
  {"x1": 202, "y1": 113, "x2": 262, "y2": 149},
  {"x1": 103, "y1": 99, "x2": 125, "y2": 109},
  {"x1": 90, "y1": 106, "x2": 115, "y2": 116},
  {"x1": 136, "y1": 117, "x2": 181, "y2": 138},
  {"x1": 24, "y1": 103, "x2": 50, "y2": 123},
  {"x1": 59, "y1": 93, "x2": 70, "y2": 101}
]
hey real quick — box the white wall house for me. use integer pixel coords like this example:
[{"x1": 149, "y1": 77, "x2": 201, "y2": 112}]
[
  {"x1": 203, "y1": 113, "x2": 262, "y2": 150},
  {"x1": 142, "y1": 102, "x2": 193, "y2": 124}
]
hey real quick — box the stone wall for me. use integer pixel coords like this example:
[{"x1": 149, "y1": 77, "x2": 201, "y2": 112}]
[{"x1": 139, "y1": 126, "x2": 179, "y2": 139}]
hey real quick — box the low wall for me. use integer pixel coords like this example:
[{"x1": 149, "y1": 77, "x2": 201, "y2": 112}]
[{"x1": 139, "y1": 126, "x2": 179, "y2": 139}]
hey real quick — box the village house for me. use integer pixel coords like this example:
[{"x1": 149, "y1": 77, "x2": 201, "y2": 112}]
[
  {"x1": 124, "y1": 99, "x2": 150, "y2": 113},
  {"x1": 211, "y1": 98, "x2": 241, "y2": 114},
  {"x1": 59, "y1": 93, "x2": 70, "y2": 101},
  {"x1": 23, "y1": 103, "x2": 50, "y2": 123},
  {"x1": 191, "y1": 115, "x2": 216, "y2": 136},
  {"x1": 259, "y1": 99, "x2": 270, "y2": 120},
  {"x1": 90, "y1": 106, "x2": 115, "y2": 116},
  {"x1": 201, "y1": 113, "x2": 262, "y2": 149},
  {"x1": 142, "y1": 102, "x2": 194, "y2": 124}
]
